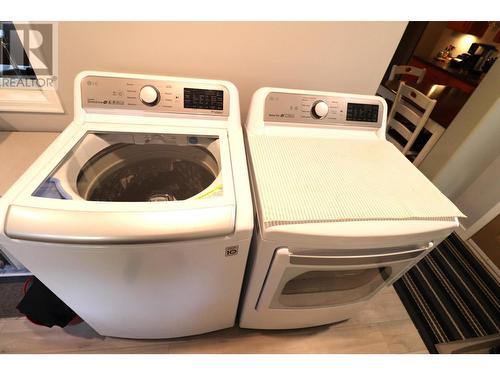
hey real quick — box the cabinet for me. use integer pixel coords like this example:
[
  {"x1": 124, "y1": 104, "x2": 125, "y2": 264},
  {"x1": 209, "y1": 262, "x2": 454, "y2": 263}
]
[
  {"x1": 446, "y1": 22, "x2": 489, "y2": 37},
  {"x1": 494, "y1": 29, "x2": 500, "y2": 43},
  {"x1": 472, "y1": 214, "x2": 500, "y2": 269}
]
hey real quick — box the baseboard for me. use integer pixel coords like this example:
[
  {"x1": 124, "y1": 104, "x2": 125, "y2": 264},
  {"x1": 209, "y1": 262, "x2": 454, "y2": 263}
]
[{"x1": 455, "y1": 223, "x2": 468, "y2": 240}]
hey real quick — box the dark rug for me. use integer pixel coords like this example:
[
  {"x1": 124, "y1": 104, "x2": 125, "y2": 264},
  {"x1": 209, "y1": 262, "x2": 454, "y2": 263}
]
[
  {"x1": 394, "y1": 233, "x2": 500, "y2": 354},
  {"x1": 0, "y1": 276, "x2": 29, "y2": 318}
]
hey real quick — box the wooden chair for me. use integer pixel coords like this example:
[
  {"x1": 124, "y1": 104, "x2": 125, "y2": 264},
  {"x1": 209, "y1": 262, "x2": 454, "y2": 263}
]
[
  {"x1": 389, "y1": 65, "x2": 426, "y2": 84},
  {"x1": 386, "y1": 81, "x2": 437, "y2": 159},
  {"x1": 411, "y1": 120, "x2": 445, "y2": 167}
]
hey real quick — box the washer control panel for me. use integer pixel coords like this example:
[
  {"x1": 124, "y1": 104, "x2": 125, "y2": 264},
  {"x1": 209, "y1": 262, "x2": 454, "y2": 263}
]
[
  {"x1": 264, "y1": 92, "x2": 382, "y2": 128},
  {"x1": 81, "y1": 76, "x2": 229, "y2": 116}
]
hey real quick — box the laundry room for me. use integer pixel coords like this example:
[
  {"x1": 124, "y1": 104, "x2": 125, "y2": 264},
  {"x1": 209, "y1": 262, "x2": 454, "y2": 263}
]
[{"x1": 0, "y1": 1, "x2": 499, "y2": 373}]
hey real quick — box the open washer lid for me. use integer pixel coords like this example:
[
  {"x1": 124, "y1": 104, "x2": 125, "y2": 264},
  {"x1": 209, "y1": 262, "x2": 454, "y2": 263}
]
[
  {"x1": 34, "y1": 132, "x2": 223, "y2": 202},
  {"x1": 4, "y1": 126, "x2": 236, "y2": 244}
]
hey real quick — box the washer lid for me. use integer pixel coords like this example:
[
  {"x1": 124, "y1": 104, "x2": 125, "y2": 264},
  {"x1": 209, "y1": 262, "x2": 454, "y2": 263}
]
[
  {"x1": 33, "y1": 132, "x2": 224, "y2": 202},
  {"x1": 247, "y1": 134, "x2": 465, "y2": 233},
  {"x1": 5, "y1": 129, "x2": 236, "y2": 244}
]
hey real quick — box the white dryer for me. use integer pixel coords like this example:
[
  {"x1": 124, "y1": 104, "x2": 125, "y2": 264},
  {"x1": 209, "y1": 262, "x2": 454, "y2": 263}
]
[
  {"x1": 0, "y1": 71, "x2": 253, "y2": 339},
  {"x1": 239, "y1": 87, "x2": 464, "y2": 330}
]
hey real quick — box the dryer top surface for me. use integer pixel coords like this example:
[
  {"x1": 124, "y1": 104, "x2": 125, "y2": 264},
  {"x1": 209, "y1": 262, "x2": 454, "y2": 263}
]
[{"x1": 247, "y1": 134, "x2": 465, "y2": 231}]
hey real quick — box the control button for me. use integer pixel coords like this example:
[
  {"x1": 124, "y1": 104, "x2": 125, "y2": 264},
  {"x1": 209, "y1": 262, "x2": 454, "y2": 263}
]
[
  {"x1": 140, "y1": 85, "x2": 160, "y2": 106},
  {"x1": 311, "y1": 100, "x2": 329, "y2": 119}
]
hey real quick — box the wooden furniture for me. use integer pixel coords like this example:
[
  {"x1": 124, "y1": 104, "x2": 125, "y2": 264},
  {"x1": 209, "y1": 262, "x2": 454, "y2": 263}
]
[
  {"x1": 378, "y1": 75, "x2": 472, "y2": 166},
  {"x1": 381, "y1": 78, "x2": 472, "y2": 129},
  {"x1": 411, "y1": 120, "x2": 445, "y2": 167},
  {"x1": 409, "y1": 56, "x2": 476, "y2": 94},
  {"x1": 447, "y1": 22, "x2": 489, "y2": 37},
  {"x1": 389, "y1": 65, "x2": 426, "y2": 84},
  {"x1": 472, "y1": 214, "x2": 500, "y2": 269},
  {"x1": 494, "y1": 29, "x2": 500, "y2": 43},
  {"x1": 386, "y1": 82, "x2": 437, "y2": 164}
]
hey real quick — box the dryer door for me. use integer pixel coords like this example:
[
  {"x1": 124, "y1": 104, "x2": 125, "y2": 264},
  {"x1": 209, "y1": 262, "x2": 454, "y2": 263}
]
[{"x1": 256, "y1": 243, "x2": 432, "y2": 310}]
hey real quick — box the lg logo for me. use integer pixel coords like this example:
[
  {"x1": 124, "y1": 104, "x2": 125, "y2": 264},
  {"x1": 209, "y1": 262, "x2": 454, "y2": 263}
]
[{"x1": 225, "y1": 246, "x2": 239, "y2": 257}]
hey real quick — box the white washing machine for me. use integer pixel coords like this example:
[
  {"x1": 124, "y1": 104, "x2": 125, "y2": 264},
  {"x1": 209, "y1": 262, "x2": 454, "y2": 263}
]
[
  {"x1": 239, "y1": 87, "x2": 465, "y2": 330},
  {"x1": 0, "y1": 71, "x2": 253, "y2": 339}
]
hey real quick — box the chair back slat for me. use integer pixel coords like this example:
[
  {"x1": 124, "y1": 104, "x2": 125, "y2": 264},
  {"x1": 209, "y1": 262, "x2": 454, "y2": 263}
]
[
  {"x1": 398, "y1": 83, "x2": 435, "y2": 110},
  {"x1": 389, "y1": 65, "x2": 427, "y2": 84},
  {"x1": 389, "y1": 118, "x2": 412, "y2": 141},
  {"x1": 386, "y1": 81, "x2": 436, "y2": 155},
  {"x1": 396, "y1": 103, "x2": 420, "y2": 126}
]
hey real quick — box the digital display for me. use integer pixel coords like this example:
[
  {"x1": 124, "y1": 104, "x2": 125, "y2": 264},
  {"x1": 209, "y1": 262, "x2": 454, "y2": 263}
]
[
  {"x1": 184, "y1": 88, "x2": 223, "y2": 111},
  {"x1": 346, "y1": 103, "x2": 379, "y2": 123}
]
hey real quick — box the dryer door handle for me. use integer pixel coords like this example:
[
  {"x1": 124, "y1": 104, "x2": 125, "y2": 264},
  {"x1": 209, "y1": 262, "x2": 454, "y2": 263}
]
[
  {"x1": 289, "y1": 242, "x2": 434, "y2": 266},
  {"x1": 4, "y1": 204, "x2": 235, "y2": 244}
]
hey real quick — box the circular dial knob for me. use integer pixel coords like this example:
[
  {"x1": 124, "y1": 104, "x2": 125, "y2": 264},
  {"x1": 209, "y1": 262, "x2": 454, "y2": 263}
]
[
  {"x1": 139, "y1": 85, "x2": 160, "y2": 106},
  {"x1": 311, "y1": 100, "x2": 329, "y2": 119}
]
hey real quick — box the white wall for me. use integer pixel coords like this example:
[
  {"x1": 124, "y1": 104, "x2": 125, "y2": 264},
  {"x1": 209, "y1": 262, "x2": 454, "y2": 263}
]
[
  {"x1": 455, "y1": 153, "x2": 500, "y2": 229},
  {"x1": 415, "y1": 22, "x2": 500, "y2": 236},
  {"x1": 414, "y1": 22, "x2": 448, "y2": 58},
  {"x1": 0, "y1": 21, "x2": 407, "y2": 132},
  {"x1": 419, "y1": 59, "x2": 500, "y2": 200}
]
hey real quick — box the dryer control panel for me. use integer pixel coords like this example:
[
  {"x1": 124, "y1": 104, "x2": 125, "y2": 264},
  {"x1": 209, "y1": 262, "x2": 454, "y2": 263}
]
[
  {"x1": 264, "y1": 92, "x2": 383, "y2": 128},
  {"x1": 81, "y1": 76, "x2": 230, "y2": 117}
]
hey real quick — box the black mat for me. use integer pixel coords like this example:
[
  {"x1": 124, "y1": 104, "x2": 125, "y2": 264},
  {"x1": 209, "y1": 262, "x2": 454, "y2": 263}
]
[
  {"x1": 394, "y1": 233, "x2": 500, "y2": 354},
  {"x1": 0, "y1": 276, "x2": 29, "y2": 318}
]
